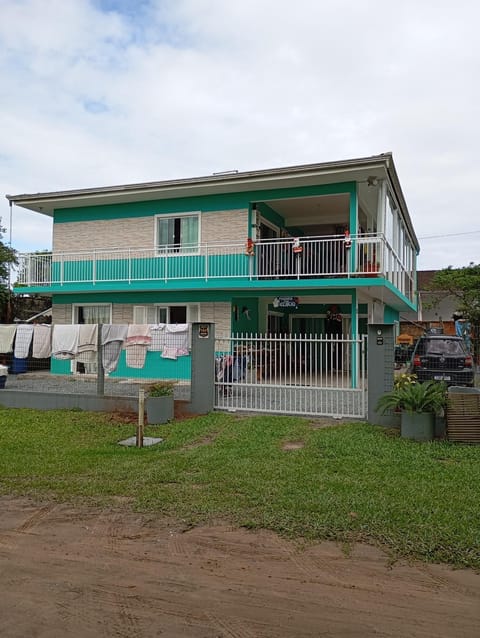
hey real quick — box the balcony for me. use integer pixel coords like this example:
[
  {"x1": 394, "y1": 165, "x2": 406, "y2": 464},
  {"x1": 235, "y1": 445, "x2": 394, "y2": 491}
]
[{"x1": 14, "y1": 234, "x2": 414, "y2": 302}]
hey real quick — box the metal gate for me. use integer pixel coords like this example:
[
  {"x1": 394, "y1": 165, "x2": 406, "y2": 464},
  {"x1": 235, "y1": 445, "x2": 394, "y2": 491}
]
[{"x1": 214, "y1": 333, "x2": 367, "y2": 418}]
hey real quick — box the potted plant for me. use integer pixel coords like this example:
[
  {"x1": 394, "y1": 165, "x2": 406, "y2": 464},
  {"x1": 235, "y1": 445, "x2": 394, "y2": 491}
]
[
  {"x1": 376, "y1": 379, "x2": 447, "y2": 441},
  {"x1": 145, "y1": 381, "x2": 175, "y2": 425}
]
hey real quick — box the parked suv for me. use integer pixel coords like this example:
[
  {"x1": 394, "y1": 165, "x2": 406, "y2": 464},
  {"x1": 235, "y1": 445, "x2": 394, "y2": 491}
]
[{"x1": 409, "y1": 334, "x2": 474, "y2": 387}]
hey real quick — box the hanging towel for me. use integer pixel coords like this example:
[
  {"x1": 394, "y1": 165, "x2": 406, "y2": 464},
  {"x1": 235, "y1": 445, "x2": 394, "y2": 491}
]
[
  {"x1": 102, "y1": 324, "x2": 128, "y2": 374},
  {"x1": 0, "y1": 325, "x2": 17, "y2": 353},
  {"x1": 165, "y1": 323, "x2": 189, "y2": 355},
  {"x1": 124, "y1": 324, "x2": 152, "y2": 368},
  {"x1": 161, "y1": 346, "x2": 178, "y2": 360},
  {"x1": 147, "y1": 324, "x2": 166, "y2": 351},
  {"x1": 125, "y1": 344, "x2": 148, "y2": 368},
  {"x1": 32, "y1": 324, "x2": 52, "y2": 358},
  {"x1": 13, "y1": 324, "x2": 34, "y2": 359},
  {"x1": 125, "y1": 324, "x2": 152, "y2": 347},
  {"x1": 52, "y1": 324, "x2": 80, "y2": 360},
  {"x1": 76, "y1": 324, "x2": 98, "y2": 364}
]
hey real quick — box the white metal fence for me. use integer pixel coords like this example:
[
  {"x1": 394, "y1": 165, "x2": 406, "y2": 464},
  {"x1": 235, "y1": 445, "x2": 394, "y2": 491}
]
[
  {"x1": 214, "y1": 333, "x2": 367, "y2": 418},
  {"x1": 15, "y1": 234, "x2": 415, "y2": 302}
]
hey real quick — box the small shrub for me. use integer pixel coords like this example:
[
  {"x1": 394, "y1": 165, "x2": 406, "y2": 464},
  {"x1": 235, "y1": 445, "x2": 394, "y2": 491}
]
[
  {"x1": 146, "y1": 381, "x2": 175, "y2": 397},
  {"x1": 394, "y1": 372, "x2": 417, "y2": 389},
  {"x1": 376, "y1": 380, "x2": 447, "y2": 415}
]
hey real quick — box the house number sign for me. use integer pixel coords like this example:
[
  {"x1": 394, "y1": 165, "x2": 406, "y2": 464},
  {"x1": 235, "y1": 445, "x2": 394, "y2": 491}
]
[{"x1": 198, "y1": 324, "x2": 210, "y2": 339}]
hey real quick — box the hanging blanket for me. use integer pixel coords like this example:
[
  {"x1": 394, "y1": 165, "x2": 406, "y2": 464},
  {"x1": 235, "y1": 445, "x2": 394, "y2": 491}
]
[
  {"x1": 76, "y1": 324, "x2": 98, "y2": 364},
  {"x1": 13, "y1": 324, "x2": 34, "y2": 359},
  {"x1": 0, "y1": 325, "x2": 17, "y2": 354},
  {"x1": 101, "y1": 324, "x2": 128, "y2": 373},
  {"x1": 165, "y1": 323, "x2": 189, "y2": 356},
  {"x1": 124, "y1": 324, "x2": 152, "y2": 368},
  {"x1": 147, "y1": 324, "x2": 166, "y2": 352},
  {"x1": 52, "y1": 325, "x2": 80, "y2": 360},
  {"x1": 32, "y1": 324, "x2": 52, "y2": 358}
]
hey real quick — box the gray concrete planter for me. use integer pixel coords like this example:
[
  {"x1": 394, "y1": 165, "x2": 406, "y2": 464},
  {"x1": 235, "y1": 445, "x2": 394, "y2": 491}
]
[
  {"x1": 400, "y1": 411, "x2": 435, "y2": 441},
  {"x1": 146, "y1": 396, "x2": 174, "y2": 425}
]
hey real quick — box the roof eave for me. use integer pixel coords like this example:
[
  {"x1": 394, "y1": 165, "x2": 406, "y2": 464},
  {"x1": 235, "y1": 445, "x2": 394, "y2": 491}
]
[{"x1": 6, "y1": 153, "x2": 392, "y2": 212}]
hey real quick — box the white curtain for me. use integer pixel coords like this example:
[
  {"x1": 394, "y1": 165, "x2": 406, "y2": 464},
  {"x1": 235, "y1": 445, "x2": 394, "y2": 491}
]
[{"x1": 81, "y1": 305, "x2": 110, "y2": 324}]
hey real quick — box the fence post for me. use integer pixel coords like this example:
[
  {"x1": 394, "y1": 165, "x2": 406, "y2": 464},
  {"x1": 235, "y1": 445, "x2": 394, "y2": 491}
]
[
  {"x1": 367, "y1": 324, "x2": 396, "y2": 426},
  {"x1": 97, "y1": 323, "x2": 105, "y2": 396},
  {"x1": 137, "y1": 388, "x2": 145, "y2": 448},
  {"x1": 189, "y1": 322, "x2": 215, "y2": 414}
]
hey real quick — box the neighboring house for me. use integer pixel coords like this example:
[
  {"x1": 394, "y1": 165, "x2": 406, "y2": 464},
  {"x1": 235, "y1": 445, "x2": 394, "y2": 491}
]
[
  {"x1": 400, "y1": 270, "x2": 458, "y2": 338},
  {"x1": 7, "y1": 153, "x2": 419, "y2": 381}
]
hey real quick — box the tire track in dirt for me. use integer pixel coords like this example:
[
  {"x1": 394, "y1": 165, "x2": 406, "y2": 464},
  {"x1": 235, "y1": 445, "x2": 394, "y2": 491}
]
[
  {"x1": 57, "y1": 585, "x2": 144, "y2": 637},
  {"x1": 16, "y1": 503, "x2": 57, "y2": 532},
  {"x1": 416, "y1": 562, "x2": 480, "y2": 597},
  {"x1": 167, "y1": 531, "x2": 193, "y2": 559},
  {"x1": 110, "y1": 589, "x2": 143, "y2": 638},
  {"x1": 270, "y1": 534, "x2": 332, "y2": 582},
  {"x1": 0, "y1": 503, "x2": 57, "y2": 551},
  {"x1": 205, "y1": 611, "x2": 256, "y2": 638}
]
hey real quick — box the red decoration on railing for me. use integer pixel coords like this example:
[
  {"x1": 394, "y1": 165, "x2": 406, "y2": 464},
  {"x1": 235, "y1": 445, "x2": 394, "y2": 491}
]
[
  {"x1": 344, "y1": 229, "x2": 352, "y2": 249},
  {"x1": 292, "y1": 237, "x2": 303, "y2": 254},
  {"x1": 245, "y1": 238, "x2": 255, "y2": 256}
]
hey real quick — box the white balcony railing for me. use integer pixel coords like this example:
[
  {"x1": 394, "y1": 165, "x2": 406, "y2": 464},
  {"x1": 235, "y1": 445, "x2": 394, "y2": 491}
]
[{"x1": 15, "y1": 234, "x2": 415, "y2": 301}]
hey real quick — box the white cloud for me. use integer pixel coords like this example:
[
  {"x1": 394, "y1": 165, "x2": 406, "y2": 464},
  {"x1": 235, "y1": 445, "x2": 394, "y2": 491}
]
[{"x1": 1, "y1": 0, "x2": 479, "y2": 269}]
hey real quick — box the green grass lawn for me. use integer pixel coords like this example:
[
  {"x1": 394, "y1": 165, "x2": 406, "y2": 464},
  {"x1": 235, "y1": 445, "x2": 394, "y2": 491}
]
[{"x1": 1, "y1": 406, "x2": 479, "y2": 569}]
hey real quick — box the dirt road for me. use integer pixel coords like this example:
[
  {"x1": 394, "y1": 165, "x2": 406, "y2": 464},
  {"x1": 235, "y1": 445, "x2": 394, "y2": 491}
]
[{"x1": 1, "y1": 496, "x2": 479, "y2": 637}]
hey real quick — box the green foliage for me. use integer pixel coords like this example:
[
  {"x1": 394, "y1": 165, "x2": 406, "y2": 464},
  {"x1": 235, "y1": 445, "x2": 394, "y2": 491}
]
[
  {"x1": 1, "y1": 408, "x2": 479, "y2": 568},
  {"x1": 146, "y1": 381, "x2": 175, "y2": 397},
  {"x1": 393, "y1": 372, "x2": 417, "y2": 389},
  {"x1": 0, "y1": 219, "x2": 17, "y2": 319},
  {"x1": 0, "y1": 219, "x2": 16, "y2": 283},
  {"x1": 376, "y1": 380, "x2": 447, "y2": 415},
  {"x1": 428, "y1": 263, "x2": 480, "y2": 323},
  {"x1": 427, "y1": 263, "x2": 480, "y2": 363}
]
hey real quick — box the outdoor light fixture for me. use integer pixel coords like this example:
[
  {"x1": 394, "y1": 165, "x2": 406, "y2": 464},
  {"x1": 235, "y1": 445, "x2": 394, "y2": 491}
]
[{"x1": 367, "y1": 176, "x2": 379, "y2": 187}]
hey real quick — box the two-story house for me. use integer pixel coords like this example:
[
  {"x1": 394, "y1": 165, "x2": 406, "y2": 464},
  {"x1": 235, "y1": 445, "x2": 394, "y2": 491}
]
[{"x1": 8, "y1": 153, "x2": 418, "y2": 407}]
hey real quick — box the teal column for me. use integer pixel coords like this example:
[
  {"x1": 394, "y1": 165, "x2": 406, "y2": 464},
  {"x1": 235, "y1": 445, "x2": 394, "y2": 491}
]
[{"x1": 349, "y1": 185, "x2": 358, "y2": 273}]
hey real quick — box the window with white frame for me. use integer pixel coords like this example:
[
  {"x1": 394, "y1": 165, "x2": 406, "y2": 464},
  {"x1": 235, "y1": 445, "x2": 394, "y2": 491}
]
[
  {"x1": 133, "y1": 304, "x2": 199, "y2": 325},
  {"x1": 73, "y1": 304, "x2": 112, "y2": 324},
  {"x1": 156, "y1": 213, "x2": 200, "y2": 254}
]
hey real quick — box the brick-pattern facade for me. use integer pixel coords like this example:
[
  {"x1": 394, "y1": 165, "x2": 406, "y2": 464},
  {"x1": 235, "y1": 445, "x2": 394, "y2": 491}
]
[
  {"x1": 52, "y1": 209, "x2": 248, "y2": 252},
  {"x1": 201, "y1": 210, "x2": 247, "y2": 245},
  {"x1": 51, "y1": 304, "x2": 71, "y2": 324},
  {"x1": 51, "y1": 302, "x2": 231, "y2": 333},
  {"x1": 198, "y1": 302, "x2": 231, "y2": 335}
]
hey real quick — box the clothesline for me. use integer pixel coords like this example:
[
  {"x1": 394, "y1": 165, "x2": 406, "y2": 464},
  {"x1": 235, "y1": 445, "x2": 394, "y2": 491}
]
[{"x1": 0, "y1": 323, "x2": 191, "y2": 373}]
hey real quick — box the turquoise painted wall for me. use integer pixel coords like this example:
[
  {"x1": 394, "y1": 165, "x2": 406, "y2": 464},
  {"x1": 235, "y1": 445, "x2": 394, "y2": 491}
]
[
  {"x1": 231, "y1": 297, "x2": 259, "y2": 333},
  {"x1": 384, "y1": 305, "x2": 400, "y2": 324},
  {"x1": 54, "y1": 182, "x2": 357, "y2": 223},
  {"x1": 51, "y1": 253, "x2": 249, "y2": 285},
  {"x1": 51, "y1": 350, "x2": 191, "y2": 380}
]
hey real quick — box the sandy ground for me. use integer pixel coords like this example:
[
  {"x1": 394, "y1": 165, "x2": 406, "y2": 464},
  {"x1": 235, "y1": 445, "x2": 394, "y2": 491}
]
[{"x1": 0, "y1": 497, "x2": 479, "y2": 638}]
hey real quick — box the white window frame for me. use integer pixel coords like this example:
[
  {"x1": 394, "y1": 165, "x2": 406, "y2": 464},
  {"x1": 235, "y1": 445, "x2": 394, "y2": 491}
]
[
  {"x1": 134, "y1": 303, "x2": 200, "y2": 325},
  {"x1": 72, "y1": 303, "x2": 112, "y2": 324},
  {"x1": 154, "y1": 211, "x2": 201, "y2": 256}
]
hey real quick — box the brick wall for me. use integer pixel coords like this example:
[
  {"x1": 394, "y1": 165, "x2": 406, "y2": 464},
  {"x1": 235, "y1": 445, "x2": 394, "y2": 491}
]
[
  {"x1": 52, "y1": 304, "x2": 71, "y2": 324},
  {"x1": 53, "y1": 209, "x2": 248, "y2": 252},
  {"x1": 201, "y1": 210, "x2": 248, "y2": 244},
  {"x1": 51, "y1": 302, "x2": 231, "y2": 333},
  {"x1": 199, "y1": 302, "x2": 231, "y2": 334}
]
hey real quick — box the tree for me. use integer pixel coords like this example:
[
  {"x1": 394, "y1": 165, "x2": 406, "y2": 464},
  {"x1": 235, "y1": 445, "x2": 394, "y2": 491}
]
[
  {"x1": 428, "y1": 263, "x2": 480, "y2": 366},
  {"x1": 0, "y1": 219, "x2": 17, "y2": 322}
]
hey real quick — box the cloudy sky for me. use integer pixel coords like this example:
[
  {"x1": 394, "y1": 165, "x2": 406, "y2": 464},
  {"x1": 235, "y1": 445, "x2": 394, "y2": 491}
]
[{"x1": 1, "y1": 0, "x2": 478, "y2": 270}]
